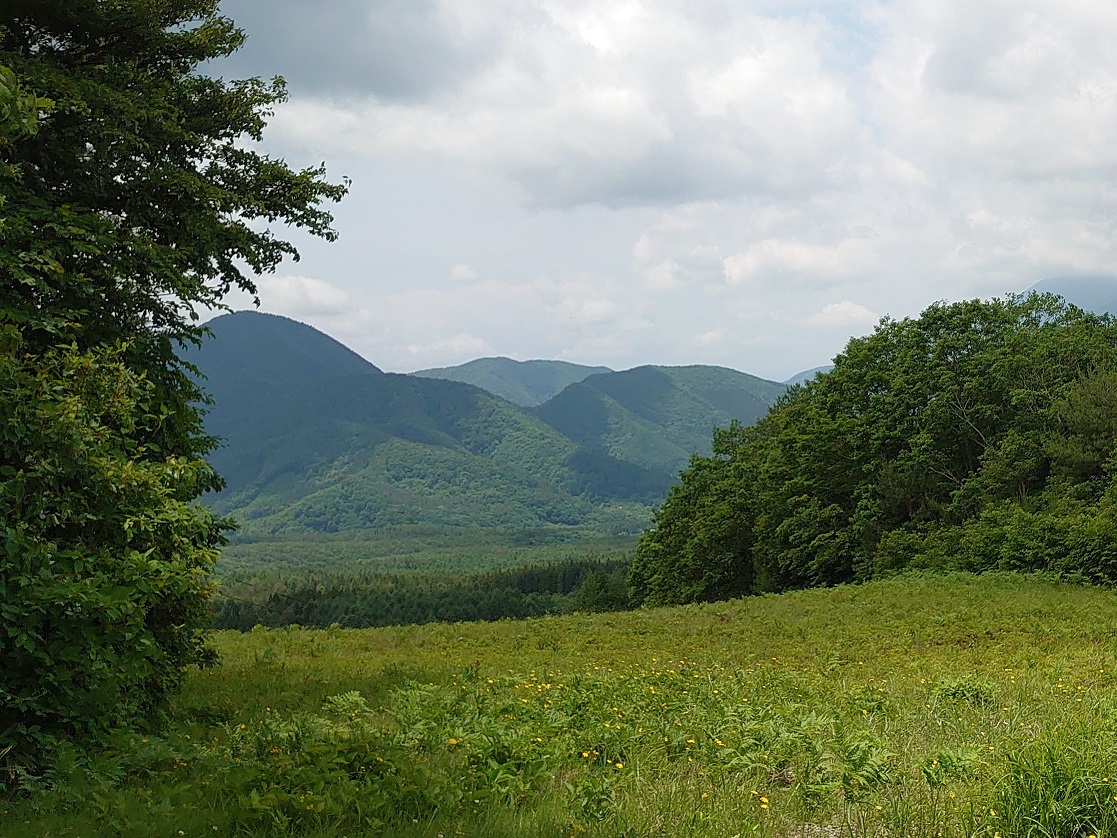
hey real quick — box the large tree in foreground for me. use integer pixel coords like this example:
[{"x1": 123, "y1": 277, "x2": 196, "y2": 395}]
[{"x1": 0, "y1": 0, "x2": 346, "y2": 764}]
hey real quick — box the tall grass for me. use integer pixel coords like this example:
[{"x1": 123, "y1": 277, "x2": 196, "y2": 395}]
[{"x1": 5, "y1": 572, "x2": 1117, "y2": 836}]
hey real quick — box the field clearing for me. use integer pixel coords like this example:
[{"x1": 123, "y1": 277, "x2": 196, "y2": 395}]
[{"x1": 7, "y1": 572, "x2": 1117, "y2": 836}]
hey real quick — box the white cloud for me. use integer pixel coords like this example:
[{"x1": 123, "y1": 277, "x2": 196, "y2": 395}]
[
  {"x1": 268, "y1": 5, "x2": 865, "y2": 207},
  {"x1": 692, "y1": 329, "x2": 726, "y2": 347},
  {"x1": 406, "y1": 333, "x2": 493, "y2": 362},
  {"x1": 219, "y1": 0, "x2": 1117, "y2": 380},
  {"x1": 808, "y1": 301, "x2": 880, "y2": 328},
  {"x1": 257, "y1": 275, "x2": 351, "y2": 316},
  {"x1": 723, "y1": 238, "x2": 881, "y2": 286},
  {"x1": 451, "y1": 263, "x2": 480, "y2": 281}
]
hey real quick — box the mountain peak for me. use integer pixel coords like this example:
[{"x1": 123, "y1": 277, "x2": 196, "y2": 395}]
[{"x1": 193, "y1": 310, "x2": 381, "y2": 388}]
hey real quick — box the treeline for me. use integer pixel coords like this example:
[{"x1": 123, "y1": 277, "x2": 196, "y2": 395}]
[
  {"x1": 632, "y1": 294, "x2": 1117, "y2": 604},
  {"x1": 212, "y1": 558, "x2": 631, "y2": 629}
]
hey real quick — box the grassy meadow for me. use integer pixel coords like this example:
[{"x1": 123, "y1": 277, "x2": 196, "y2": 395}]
[{"x1": 7, "y1": 572, "x2": 1117, "y2": 836}]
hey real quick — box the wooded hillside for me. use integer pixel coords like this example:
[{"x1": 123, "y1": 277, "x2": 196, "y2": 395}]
[{"x1": 632, "y1": 294, "x2": 1117, "y2": 604}]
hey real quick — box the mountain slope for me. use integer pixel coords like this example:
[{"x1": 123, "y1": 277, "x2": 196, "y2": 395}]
[
  {"x1": 193, "y1": 310, "x2": 380, "y2": 388},
  {"x1": 413, "y1": 357, "x2": 613, "y2": 406},
  {"x1": 1027, "y1": 276, "x2": 1117, "y2": 315},
  {"x1": 785, "y1": 365, "x2": 833, "y2": 386},
  {"x1": 533, "y1": 365, "x2": 787, "y2": 475},
  {"x1": 190, "y1": 313, "x2": 671, "y2": 535}
]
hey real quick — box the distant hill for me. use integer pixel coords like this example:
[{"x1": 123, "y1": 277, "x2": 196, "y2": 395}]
[
  {"x1": 1027, "y1": 276, "x2": 1117, "y2": 315},
  {"x1": 189, "y1": 313, "x2": 671, "y2": 536},
  {"x1": 785, "y1": 365, "x2": 833, "y2": 386},
  {"x1": 413, "y1": 357, "x2": 613, "y2": 406},
  {"x1": 190, "y1": 311, "x2": 385, "y2": 470},
  {"x1": 533, "y1": 365, "x2": 787, "y2": 475}
]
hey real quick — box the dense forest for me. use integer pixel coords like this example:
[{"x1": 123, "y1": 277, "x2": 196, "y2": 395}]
[
  {"x1": 212, "y1": 557, "x2": 631, "y2": 629},
  {"x1": 631, "y1": 293, "x2": 1117, "y2": 604}
]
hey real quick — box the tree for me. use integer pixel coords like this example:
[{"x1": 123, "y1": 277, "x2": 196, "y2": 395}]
[
  {"x1": 633, "y1": 294, "x2": 1117, "y2": 604},
  {"x1": 0, "y1": 64, "x2": 48, "y2": 143},
  {"x1": 630, "y1": 422, "x2": 757, "y2": 605},
  {"x1": 0, "y1": 0, "x2": 346, "y2": 765}
]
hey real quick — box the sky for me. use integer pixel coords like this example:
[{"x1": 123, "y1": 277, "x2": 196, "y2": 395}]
[{"x1": 206, "y1": 0, "x2": 1117, "y2": 382}]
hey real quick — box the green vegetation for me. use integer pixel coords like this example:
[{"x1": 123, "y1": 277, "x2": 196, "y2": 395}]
[
  {"x1": 8, "y1": 5, "x2": 1117, "y2": 837},
  {"x1": 7, "y1": 574, "x2": 1117, "y2": 836},
  {"x1": 217, "y1": 527, "x2": 637, "y2": 576},
  {"x1": 633, "y1": 294, "x2": 1117, "y2": 605},
  {"x1": 212, "y1": 556, "x2": 632, "y2": 629},
  {"x1": 192, "y1": 312, "x2": 726, "y2": 536},
  {"x1": 534, "y1": 364, "x2": 787, "y2": 475},
  {"x1": 0, "y1": 64, "x2": 48, "y2": 142},
  {"x1": 212, "y1": 529, "x2": 637, "y2": 629},
  {"x1": 413, "y1": 357, "x2": 612, "y2": 407},
  {"x1": 0, "y1": 1, "x2": 344, "y2": 768}
]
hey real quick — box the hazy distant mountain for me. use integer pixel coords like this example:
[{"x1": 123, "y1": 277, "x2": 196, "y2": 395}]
[
  {"x1": 190, "y1": 311, "x2": 385, "y2": 487},
  {"x1": 190, "y1": 313, "x2": 671, "y2": 535},
  {"x1": 533, "y1": 365, "x2": 787, "y2": 475},
  {"x1": 1026, "y1": 276, "x2": 1117, "y2": 315},
  {"x1": 785, "y1": 365, "x2": 833, "y2": 386},
  {"x1": 413, "y1": 357, "x2": 613, "y2": 406}
]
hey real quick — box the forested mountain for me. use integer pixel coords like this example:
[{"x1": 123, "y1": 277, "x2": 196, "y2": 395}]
[
  {"x1": 190, "y1": 313, "x2": 791, "y2": 536},
  {"x1": 533, "y1": 365, "x2": 788, "y2": 475},
  {"x1": 414, "y1": 357, "x2": 612, "y2": 406},
  {"x1": 190, "y1": 313, "x2": 678, "y2": 534},
  {"x1": 785, "y1": 365, "x2": 833, "y2": 386},
  {"x1": 1027, "y1": 276, "x2": 1117, "y2": 315}
]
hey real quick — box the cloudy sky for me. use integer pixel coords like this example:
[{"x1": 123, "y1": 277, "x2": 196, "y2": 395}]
[{"x1": 207, "y1": 0, "x2": 1117, "y2": 381}]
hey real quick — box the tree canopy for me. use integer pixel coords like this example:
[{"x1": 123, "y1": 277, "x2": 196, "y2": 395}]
[
  {"x1": 0, "y1": 0, "x2": 345, "y2": 766},
  {"x1": 631, "y1": 294, "x2": 1117, "y2": 605}
]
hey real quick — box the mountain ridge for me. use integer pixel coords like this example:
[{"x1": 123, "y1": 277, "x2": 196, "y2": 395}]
[
  {"x1": 413, "y1": 356, "x2": 613, "y2": 406},
  {"x1": 533, "y1": 364, "x2": 788, "y2": 475},
  {"x1": 190, "y1": 311, "x2": 790, "y2": 536}
]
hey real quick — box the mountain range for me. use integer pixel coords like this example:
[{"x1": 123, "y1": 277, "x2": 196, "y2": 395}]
[
  {"x1": 191, "y1": 277, "x2": 1114, "y2": 538},
  {"x1": 413, "y1": 357, "x2": 611, "y2": 406},
  {"x1": 189, "y1": 312, "x2": 788, "y2": 536}
]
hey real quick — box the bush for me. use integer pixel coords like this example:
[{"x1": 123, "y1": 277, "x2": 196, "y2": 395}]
[{"x1": 0, "y1": 336, "x2": 223, "y2": 764}]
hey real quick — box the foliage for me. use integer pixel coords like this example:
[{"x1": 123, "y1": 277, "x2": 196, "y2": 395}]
[
  {"x1": 996, "y1": 716, "x2": 1117, "y2": 838},
  {"x1": 0, "y1": 334, "x2": 224, "y2": 765},
  {"x1": 217, "y1": 527, "x2": 638, "y2": 576},
  {"x1": 7, "y1": 573, "x2": 1117, "y2": 835},
  {"x1": 629, "y1": 422, "x2": 756, "y2": 605},
  {"x1": 633, "y1": 294, "x2": 1117, "y2": 603},
  {"x1": 0, "y1": 63, "x2": 48, "y2": 145},
  {"x1": 0, "y1": 0, "x2": 345, "y2": 763},
  {"x1": 211, "y1": 556, "x2": 634, "y2": 630}
]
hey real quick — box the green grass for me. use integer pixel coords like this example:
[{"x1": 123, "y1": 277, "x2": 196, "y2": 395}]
[{"x1": 7, "y1": 572, "x2": 1117, "y2": 836}]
